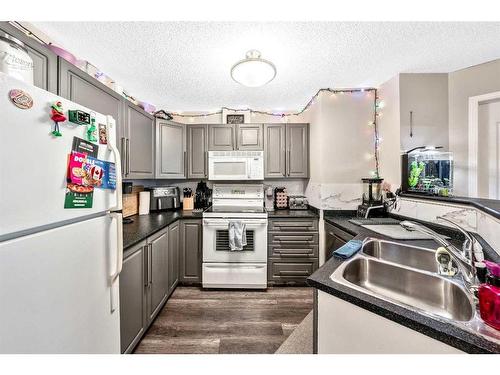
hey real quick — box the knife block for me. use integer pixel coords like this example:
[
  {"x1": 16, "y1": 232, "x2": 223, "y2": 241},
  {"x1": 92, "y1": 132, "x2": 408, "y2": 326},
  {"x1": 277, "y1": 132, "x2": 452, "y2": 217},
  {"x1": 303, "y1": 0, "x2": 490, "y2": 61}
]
[{"x1": 183, "y1": 197, "x2": 194, "y2": 210}]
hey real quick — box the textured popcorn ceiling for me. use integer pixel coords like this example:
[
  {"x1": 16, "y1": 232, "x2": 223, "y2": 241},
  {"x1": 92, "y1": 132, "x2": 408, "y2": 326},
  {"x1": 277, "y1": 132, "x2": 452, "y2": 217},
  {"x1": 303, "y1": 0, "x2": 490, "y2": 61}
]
[{"x1": 33, "y1": 22, "x2": 500, "y2": 112}]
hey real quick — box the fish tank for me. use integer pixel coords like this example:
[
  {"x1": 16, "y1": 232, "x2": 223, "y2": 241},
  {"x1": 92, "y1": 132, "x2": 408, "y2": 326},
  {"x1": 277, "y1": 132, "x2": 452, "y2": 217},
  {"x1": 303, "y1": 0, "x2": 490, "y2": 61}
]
[{"x1": 403, "y1": 149, "x2": 453, "y2": 196}]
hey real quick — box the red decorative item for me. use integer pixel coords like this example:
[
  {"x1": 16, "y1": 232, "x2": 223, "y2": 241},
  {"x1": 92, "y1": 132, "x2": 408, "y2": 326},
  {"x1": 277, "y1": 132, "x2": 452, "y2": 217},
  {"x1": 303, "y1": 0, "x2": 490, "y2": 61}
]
[{"x1": 50, "y1": 101, "x2": 66, "y2": 137}]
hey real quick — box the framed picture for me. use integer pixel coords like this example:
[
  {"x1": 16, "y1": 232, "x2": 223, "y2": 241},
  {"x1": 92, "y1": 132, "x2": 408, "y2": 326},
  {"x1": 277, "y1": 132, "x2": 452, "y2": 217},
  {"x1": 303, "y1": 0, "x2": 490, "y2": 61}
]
[
  {"x1": 226, "y1": 114, "x2": 245, "y2": 124},
  {"x1": 222, "y1": 108, "x2": 250, "y2": 124}
]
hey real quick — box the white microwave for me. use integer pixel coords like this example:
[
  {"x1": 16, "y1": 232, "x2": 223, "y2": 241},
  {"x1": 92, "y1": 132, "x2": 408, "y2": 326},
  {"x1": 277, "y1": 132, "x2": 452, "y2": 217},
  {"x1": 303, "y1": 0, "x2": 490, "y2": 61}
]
[{"x1": 208, "y1": 151, "x2": 264, "y2": 180}]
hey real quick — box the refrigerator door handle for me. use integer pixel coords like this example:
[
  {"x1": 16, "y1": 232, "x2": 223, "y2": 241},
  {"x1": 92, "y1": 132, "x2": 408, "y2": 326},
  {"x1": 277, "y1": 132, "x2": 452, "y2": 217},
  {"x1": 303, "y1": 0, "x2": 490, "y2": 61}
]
[
  {"x1": 107, "y1": 116, "x2": 123, "y2": 211},
  {"x1": 109, "y1": 212, "x2": 123, "y2": 313}
]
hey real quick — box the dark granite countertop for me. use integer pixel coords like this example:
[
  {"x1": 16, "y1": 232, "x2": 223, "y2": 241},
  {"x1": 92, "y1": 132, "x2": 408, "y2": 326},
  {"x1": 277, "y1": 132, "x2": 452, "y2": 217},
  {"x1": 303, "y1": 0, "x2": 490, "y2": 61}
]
[
  {"x1": 309, "y1": 213, "x2": 500, "y2": 354},
  {"x1": 266, "y1": 208, "x2": 319, "y2": 218},
  {"x1": 123, "y1": 210, "x2": 203, "y2": 250},
  {"x1": 401, "y1": 192, "x2": 500, "y2": 220}
]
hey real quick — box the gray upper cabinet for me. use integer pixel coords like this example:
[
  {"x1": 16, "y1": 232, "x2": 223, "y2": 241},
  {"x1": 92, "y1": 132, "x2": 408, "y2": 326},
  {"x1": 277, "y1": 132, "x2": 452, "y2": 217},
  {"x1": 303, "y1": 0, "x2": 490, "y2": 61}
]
[
  {"x1": 156, "y1": 120, "x2": 186, "y2": 179},
  {"x1": 187, "y1": 124, "x2": 208, "y2": 179},
  {"x1": 179, "y1": 219, "x2": 202, "y2": 283},
  {"x1": 236, "y1": 124, "x2": 263, "y2": 150},
  {"x1": 168, "y1": 222, "x2": 180, "y2": 296},
  {"x1": 0, "y1": 22, "x2": 57, "y2": 94},
  {"x1": 147, "y1": 229, "x2": 169, "y2": 321},
  {"x1": 123, "y1": 102, "x2": 154, "y2": 179},
  {"x1": 120, "y1": 241, "x2": 147, "y2": 354},
  {"x1": 286, "y1": 123, "x2": 309, "y2": 178},
  {"x1": 208, "y1": 124, "x2": 235, "y2": 150},
  {"x1": 58, "y1": 58, "x2": 122, "y2": 124},
  {"x1": 264, "y1": 123, "x2": 309, "y2": 178},
  {"x1": 264, "y1": 124, "x2": 286, "y2": 178}
]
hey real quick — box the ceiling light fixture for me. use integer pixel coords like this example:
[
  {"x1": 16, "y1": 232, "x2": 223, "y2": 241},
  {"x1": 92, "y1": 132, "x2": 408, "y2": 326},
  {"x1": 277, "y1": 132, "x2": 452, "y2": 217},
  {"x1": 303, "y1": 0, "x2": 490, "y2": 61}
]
[{"x1": 231, "y1": 50, "x2": 276, "y2": 88}]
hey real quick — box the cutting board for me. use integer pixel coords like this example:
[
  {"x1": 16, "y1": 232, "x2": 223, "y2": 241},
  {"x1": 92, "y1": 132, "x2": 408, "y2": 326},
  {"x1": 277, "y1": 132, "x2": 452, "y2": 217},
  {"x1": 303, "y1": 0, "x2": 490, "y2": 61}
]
[
  {"x1": 122, "y1": 185, "x2": 144, "y2": 218},
  {"x1": 361, "y1": 225, "x2": 449, "y2": 240}
]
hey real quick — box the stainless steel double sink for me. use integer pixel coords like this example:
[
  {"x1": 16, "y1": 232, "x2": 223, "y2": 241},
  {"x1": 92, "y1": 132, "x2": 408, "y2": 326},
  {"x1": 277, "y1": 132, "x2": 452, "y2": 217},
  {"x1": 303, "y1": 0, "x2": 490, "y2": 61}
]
[{"x1": 330, "y1": 238, "x2": 475, "y2": 322}]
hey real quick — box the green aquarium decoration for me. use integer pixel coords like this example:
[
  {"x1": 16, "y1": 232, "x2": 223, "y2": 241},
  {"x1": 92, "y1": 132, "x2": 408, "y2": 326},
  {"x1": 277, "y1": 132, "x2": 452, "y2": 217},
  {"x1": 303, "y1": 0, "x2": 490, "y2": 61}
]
[
  {"x1": 406, "y1": 149, "x2": 453, "y2": 196},
  {"x1": 408, "y1": 161, "x2": 425, "y2": 188}
]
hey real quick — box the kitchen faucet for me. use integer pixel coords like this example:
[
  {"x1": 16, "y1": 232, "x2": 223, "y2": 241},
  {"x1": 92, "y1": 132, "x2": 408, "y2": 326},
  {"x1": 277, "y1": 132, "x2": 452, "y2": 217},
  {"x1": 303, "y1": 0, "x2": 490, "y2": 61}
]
[
  {"x1": 400, "y1": 217, "x2": 484, "y2": 295},
  {"x1": 364, "y1": 204, "x2": 385, "y2": 219}
]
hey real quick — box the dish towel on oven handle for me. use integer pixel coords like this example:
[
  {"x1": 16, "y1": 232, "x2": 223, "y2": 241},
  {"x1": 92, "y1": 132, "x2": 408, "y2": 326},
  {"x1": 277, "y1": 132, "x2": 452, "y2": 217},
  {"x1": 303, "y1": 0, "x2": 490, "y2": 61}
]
[{"x1": 228, "y1": 221, "x2": 247, "y2": 251}]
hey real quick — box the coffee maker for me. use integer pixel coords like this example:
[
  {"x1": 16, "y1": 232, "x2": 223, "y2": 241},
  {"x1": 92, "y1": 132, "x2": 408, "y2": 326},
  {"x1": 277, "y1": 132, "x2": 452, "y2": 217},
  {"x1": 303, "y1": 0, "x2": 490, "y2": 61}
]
[
  {"x1": 356, "y1": 178, "x2": 385, "y2": 218},
  {"x1": 194, "y1": 181, "x2": 212, "y2": 210}
]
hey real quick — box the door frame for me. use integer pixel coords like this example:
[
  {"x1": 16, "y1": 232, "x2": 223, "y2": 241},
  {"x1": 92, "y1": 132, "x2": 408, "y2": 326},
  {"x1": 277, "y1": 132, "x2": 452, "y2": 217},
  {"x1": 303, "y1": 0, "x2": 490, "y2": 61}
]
[{"x1": 468, "y1": 90, "x2": 500, "y2": 197}]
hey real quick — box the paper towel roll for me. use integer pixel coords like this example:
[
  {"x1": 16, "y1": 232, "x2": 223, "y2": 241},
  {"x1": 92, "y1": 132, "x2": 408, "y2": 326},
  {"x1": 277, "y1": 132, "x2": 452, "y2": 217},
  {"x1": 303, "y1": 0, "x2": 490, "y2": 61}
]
[{"x1": 139, "y1": 191, "x2": 150, "y2": 215}]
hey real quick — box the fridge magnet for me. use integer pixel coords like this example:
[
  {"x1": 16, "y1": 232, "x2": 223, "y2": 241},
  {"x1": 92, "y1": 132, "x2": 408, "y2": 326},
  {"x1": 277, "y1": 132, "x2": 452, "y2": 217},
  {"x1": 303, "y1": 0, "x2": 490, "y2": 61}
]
[
  {"x1": 67, "y1": 151, "x2": 116, "y2": 190},
  {"x1": 67, "y1": 151, "x2": 88, "y2": 185},
  {"x1": 50, "y1": 101, "x2": 66, "y2": 137},
  {"x1": 64, "y1": 183, "x2": 94, "y2": 209},
  {"x1": 98, "y1": 123, "x2": 108, "y2": 144},
  {"x1": 86, "y1": 112, "x2": 98, "y2": 142},
  {"x1": 68, "y1": 109, "x2": 91, "y2": 125},
  {"x1": 71, "y1": 137, "x2": 98, "y2": 158},
  {"x1": 9, "y1": 89, "x2": 33, "y2": 109},
  {"x1": 84, "y1": 156, "x2": 117, "y2": 190}
]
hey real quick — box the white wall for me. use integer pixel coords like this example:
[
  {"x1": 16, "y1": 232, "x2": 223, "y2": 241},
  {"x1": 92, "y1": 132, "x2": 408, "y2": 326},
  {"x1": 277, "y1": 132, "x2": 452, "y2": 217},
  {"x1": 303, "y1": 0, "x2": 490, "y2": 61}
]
[
  {"x1": 377, "y1": 75, "x2": 401, "y2": 190},
  {"x1": 449, "y1": 59, "x2": 500, "y2": 196},
  {"x1": 399, "y1": 73, "x2": 449, "y2": 151},
  {"x1": 303, "y1": 91, "x2": 377, "y2": 210}
]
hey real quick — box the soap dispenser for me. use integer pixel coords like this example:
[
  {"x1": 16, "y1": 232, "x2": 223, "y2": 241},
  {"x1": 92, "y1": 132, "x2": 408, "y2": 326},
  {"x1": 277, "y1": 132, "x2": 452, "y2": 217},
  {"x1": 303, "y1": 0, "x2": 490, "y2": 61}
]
[{"x1": 478, "y1": 260, "x2": 500, "y2": 330}]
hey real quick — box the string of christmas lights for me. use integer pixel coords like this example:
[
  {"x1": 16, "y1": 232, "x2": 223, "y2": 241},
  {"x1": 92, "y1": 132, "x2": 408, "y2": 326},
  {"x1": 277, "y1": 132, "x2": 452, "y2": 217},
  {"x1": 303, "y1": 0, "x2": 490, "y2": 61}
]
[
  {"x1": 169, "y1": 87, "x2": 376, "y2": 118},
  {"x1": 170, "y1": 87, "x2": 382, "y2": 178}
]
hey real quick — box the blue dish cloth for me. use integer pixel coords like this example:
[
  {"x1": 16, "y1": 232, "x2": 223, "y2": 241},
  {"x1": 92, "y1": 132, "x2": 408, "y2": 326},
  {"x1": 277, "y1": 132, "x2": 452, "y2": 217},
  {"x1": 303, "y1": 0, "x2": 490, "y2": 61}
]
[{"x1": 333, "y1": 240, "x2": 363, "y2": 259}]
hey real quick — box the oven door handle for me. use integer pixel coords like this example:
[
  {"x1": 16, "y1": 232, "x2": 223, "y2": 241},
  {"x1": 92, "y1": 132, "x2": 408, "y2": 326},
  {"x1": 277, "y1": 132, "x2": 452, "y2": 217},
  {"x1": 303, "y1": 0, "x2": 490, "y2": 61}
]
[{"x1": 203, "y1": 219, "x2": 268, "y2": 226}]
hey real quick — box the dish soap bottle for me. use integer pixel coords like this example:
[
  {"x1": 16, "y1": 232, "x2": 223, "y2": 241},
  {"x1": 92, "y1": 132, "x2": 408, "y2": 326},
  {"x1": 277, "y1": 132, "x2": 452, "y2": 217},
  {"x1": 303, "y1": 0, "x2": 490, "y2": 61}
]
[{"x1": 478, "y1": 260, "x2": 500, "y2": 330}]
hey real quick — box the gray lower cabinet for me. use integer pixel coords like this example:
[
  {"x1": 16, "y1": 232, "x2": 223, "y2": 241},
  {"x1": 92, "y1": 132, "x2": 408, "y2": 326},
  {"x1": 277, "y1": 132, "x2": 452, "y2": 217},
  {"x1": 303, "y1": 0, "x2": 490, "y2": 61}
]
[
  {"x1": 119, "y1": 240, "x2": 147, "y2": 354},
  {"x1": 123, "y1": 102, "x2": 155, "y2": 179},
  {"x1": 187, "y1": 124, "x2": 208, "y2": 179},
  {"x1": 0, "y1": 22, "x2": 58, "y2": 94},
  {"x1": 147, "y1": 229, "x2": 169, "y2": 321},
  {"x1": 120, "y1": 222, "x2": 179, "y2": 353},
  {"x1": 168, "y1": 221, "x2": 180, "y2": 295},
  {"x1": 268, "y1": 217, "x2": 319, "y2": 285},
  {"x1": 179, "y1": 219, "x2": 202, "y2": 283},
  {"x1": 156, "y1": 120, "x2": 186, "y2": 179},
  {"x1": 324, "y1": 222, "x2": 354, "y2": 262},
  {"x1": 208, "y1": 124, "x2": 235, "y2": 150},
  {"x1": 264, "y1": 123, "x2": 309, "y2": 178}
]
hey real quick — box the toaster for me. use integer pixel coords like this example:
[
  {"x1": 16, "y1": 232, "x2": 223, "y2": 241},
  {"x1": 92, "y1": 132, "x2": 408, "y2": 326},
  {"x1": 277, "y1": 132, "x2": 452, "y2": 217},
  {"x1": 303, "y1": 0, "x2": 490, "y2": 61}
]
[
  {"x1": 148, "y1": 186, "x2": 180, "y2": 211},
  {"x1": 288, "y1": 195, "x2": 309, "y2": 210}
]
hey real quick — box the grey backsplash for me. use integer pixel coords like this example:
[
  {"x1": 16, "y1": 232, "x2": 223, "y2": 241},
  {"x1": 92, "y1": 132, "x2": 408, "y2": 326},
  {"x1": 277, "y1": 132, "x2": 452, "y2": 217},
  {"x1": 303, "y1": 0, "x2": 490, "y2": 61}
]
[{"x1": 125, "y1": 179, "x2": 307, "y2": 201}]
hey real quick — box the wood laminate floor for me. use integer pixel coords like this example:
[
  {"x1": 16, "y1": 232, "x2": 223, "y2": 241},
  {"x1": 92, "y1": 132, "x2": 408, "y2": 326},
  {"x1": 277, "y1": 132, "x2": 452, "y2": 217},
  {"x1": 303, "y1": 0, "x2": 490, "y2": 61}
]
[{"x1": 134, "y1": 286, "x2": 313, "y2": 354}]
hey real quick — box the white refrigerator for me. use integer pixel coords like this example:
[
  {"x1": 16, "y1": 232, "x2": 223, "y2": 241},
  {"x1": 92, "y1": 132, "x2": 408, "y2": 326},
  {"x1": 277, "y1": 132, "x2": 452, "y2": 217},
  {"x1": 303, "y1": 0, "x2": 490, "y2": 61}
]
[{"x1": 0, "y1": 73, "x2": 123, "y2": 353}]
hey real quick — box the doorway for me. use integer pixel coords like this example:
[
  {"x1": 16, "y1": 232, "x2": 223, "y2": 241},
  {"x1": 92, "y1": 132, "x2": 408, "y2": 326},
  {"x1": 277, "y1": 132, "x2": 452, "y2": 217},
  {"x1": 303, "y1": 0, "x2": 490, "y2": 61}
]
[{"x1": 468, "y1": 91, "x2": 500, "y2": 198}]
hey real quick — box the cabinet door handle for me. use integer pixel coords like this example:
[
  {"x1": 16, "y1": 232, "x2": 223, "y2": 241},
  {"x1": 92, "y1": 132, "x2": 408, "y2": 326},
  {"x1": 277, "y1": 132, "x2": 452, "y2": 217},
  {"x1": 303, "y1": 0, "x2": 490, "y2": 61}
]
[
  {"x1": 143, "y1": 245, "x2": 149, "y2": 287},
  {"x1": 120, "y1": 137, "x2": 126, "y2": 174},
  {"x1": 279, "y1": 270, "x2": 310, "y2": 276},
  {"x1": 281, "y1": 146, "x2": 286, "y2": 177},
  {"x1": 126, "y1": 138, "x2": 130, "y2": 176},
  {"x1": 204, "y1": 151, "x2": 208, "y2": 178},
  {"x1": 287, "y1": 150, "x2": 291, "y2": 176},
  {"x1": 148, "y1": 243, "x2": 153, "y2": 286},
  {"x1": 184, "y1": 150, "x2": 187, "y2": 177}
]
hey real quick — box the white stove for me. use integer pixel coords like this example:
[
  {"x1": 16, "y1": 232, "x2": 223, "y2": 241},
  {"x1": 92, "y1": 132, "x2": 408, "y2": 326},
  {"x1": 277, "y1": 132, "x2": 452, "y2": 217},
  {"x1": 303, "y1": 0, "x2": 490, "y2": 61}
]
[{"x1": 202, "y1": 184, "x2": 268, "y2": 289}]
